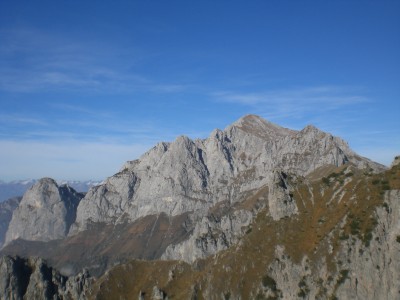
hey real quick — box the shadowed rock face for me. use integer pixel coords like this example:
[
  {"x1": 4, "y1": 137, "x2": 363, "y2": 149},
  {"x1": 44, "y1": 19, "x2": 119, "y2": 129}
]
[
  {"x1": 0, "y1": 255, "x2": 92, "y2": 300},
  {"x1": 0, "y1": 197, "x2": 21, "y2": 248},
  {"x1": 2, "y1": 212, "x2": 191, "y2": 276},
  {"x1": 4, "y1": 178, "x2": 83, "y2": 246}
]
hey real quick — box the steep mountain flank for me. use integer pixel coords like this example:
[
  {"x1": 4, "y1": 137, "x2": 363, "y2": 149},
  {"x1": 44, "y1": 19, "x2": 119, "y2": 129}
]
[{"x1": 5, "y1": 178, "x2": 83, "y2": 245}]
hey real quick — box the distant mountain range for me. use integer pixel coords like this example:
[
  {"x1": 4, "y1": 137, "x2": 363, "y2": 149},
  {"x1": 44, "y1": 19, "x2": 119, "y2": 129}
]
[{"x1": 0, "y1": 179, "x2": 101, "y2": 202}]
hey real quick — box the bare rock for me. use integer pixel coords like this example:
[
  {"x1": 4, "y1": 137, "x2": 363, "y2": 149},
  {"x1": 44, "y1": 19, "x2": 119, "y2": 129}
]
[
  {"x1": 267, "y1": 171, "x2": 298, "y2": 220},
  {"x1": 74, "y1": 115, "x2": 383, "y2": 233},
  {"x1": 5, "y1": 178, "x2": 83, "y2": 245},
  {"x1": 0, "y1": 255, "x2": 92, "y2": 300}
]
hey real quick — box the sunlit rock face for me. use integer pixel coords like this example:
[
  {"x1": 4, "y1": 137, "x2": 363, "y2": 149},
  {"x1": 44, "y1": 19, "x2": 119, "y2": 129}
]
[{"x1": 73, "y1": 115, "x2": 384, "y2": 232}]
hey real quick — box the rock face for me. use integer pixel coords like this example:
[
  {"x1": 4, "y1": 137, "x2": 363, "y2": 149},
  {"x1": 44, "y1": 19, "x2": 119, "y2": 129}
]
[
  {"x1": 5, "y1": 178, "x2": 83, "y2": 245},
  {"x1": 334, "y1": 189, "x2": 400, "y2": 299},
  {"x1": 73, "y1": 115, "x2": 384, "y2": 232},
  {"x1": 0, "y1": 255, "x2": 92, "y2": 300},
  {"x1": 68, "y1": 115, "x2": 384, "y2": 263},
  {"x1": 0, "y1": 197, "x2": 21, "y2": 248}
]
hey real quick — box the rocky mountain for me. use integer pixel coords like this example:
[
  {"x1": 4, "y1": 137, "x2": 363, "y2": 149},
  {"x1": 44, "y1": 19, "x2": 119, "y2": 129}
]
[
  {"x1": 4, "y1": 178, "x2": 84, "y2": 245},
  {"x1": 0, "y1": 180, "x2": 100, "y2": 203},
  {"x1": 73, "y1": 115, "x2": 381, "y2": 231},
  {"x1": 0, "y1": 114, "x2": 396, "y2": 300}
]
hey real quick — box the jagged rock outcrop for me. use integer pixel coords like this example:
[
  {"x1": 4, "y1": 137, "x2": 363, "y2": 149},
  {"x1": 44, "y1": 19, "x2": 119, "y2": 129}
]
[
  {"x1": 267, "y1": 171, "x2": 298, "y2": 220},
  {"x1": 5, "y1": 178, "x2": 83, "y2": 245},
  {"x1": 0, "y1": 197, "x2": 21, "y2": 248},
  {"x1": 0, "y1": 255, "x2": 92, "y2": 300},
  {"x1": 162, "y1": 208, "x2": 254, "y2": 262},
  {"x1": 73, "y1": 115, "x2": 384, "y2": 233}
]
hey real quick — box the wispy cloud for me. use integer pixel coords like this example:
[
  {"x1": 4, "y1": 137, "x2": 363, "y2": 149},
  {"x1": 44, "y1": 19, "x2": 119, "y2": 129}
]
[
  {"x1": 0, "y1": 114, "x2": 48, "y2": 126},
  {"x1": 0, "y1": 27, "x2": 187, "y2": 94},
  {"x1": 212, "y1": 86, "x2": 368, "y2": 120},
  {"x1": 0, "y1": 101, "x2": 183, "y2": 145}
]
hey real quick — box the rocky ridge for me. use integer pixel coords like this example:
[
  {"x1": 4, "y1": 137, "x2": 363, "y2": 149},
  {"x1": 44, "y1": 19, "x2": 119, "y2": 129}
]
[
  {"x1": 69, "y1": 114, "x2": 383, "y2": 263},
  {"x1": 2, "y1": 115, "x2": 386, "y2": 268}
]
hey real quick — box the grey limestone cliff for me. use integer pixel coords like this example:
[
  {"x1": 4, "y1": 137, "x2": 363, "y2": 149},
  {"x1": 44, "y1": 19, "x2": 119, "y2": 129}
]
[
  {"x1": 73, "y1": 115, "x2": 384, "y2": 233},
  {"x1": 5, "y1": 178, "x2": 83, "y2": 246}
]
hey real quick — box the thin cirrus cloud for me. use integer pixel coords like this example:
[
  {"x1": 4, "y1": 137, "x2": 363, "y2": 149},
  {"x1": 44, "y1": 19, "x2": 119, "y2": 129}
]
[
  {"x1": 0, "y1": 27, "x2": 185, "y2": 94},
  {"x1": 212, "y1": 86, "x2": 368, "y2": 120},
  {"x1": 0, "y1": 101, "x2": 182, "y2": 145}
]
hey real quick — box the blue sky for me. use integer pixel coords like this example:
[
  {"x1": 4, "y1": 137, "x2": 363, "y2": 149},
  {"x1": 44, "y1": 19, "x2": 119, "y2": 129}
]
[{"x1": 0, "y1": 1, "x2": 399, "y2": 181}]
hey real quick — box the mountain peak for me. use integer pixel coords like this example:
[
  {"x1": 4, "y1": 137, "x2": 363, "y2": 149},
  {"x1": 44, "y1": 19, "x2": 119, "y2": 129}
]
[
  {"x1": 229, "y1": 114, "x2": 295, "y2": 140},
  {"x1": 233, "y1": 114, "x2": 274, "y2": 126}
]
